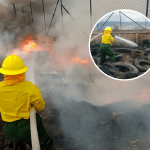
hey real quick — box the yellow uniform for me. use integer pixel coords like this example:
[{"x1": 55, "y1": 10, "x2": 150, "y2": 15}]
[
  {"x1": 0, "y1": 55, "x2": 53, "y2": 149},
  {"x1": 102, "y1": 32, "x2": 114, "y2": 44},
  {"x1": 100, "y1": 30, "x2": 116, "y2": 64},
  {"x1": 0, "y1": 80, "x2": 45, "y2": 122}
]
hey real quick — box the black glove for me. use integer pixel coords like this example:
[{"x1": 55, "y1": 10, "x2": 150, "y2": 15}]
[{"x1": 111, "y1": 34, "x2": 115, "y2": 37}]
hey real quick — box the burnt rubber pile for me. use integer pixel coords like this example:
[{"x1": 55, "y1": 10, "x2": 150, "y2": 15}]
[
  {"x1": 91, "y1": 45, "x2": 150, "y2": 79},
  {"x1": 41, "y1": 99, "x2": 150, "y2": 150}
]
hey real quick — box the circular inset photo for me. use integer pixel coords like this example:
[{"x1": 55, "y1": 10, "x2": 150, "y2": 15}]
[{"x1": 89, "y1": 9, "x2": 150, "y2": 80}]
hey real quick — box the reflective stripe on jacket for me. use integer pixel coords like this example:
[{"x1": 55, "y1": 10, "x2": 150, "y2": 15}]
[{"x1": 0, "y1": 81, "x2": 45, "y2": 122}]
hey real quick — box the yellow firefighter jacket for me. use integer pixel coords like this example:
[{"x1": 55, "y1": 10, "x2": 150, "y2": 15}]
[
  {"x1": 102, "y1": 31, "x2": 114, "y2": 44},
  {"x1": 0, "y1": 81, "x2": 45, "y2": 122}
]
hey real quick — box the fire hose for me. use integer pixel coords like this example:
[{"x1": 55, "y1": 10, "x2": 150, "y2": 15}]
[{"x1": 30, "y1": 106, "x2": 40, "y2": 150}]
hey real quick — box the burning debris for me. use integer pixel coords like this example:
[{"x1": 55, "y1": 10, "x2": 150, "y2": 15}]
[
  {"x1": 72, "y1": 57, "x2": 89, "y2": 65},
  {"x1": 21, "y1": 36, "x2": 37, "y2": 52}
]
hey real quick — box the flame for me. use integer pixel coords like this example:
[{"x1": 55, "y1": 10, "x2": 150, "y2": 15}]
[
  {"x1": 20, "y1": 36, "x2": 53, "y2": 54},
  {"x1": 20, "y1": 36, "x2": 89, "y2": 66},
  {"x1": 72, "y1": 57, "x2": 89, "y2": 64},
  {"x1": 21, "y1": 36, "x2": 37, "y2": 52}
]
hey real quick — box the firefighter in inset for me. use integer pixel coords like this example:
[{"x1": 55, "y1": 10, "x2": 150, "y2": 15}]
[
  {"x1": 100, "y1": 26, "x2": 116, "y2": 65},
  {"x1": 0, "y1": 55, "x2": 53, "y2": 149}
]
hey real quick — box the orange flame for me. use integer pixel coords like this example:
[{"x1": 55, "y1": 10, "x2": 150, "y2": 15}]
[
  {"x1": 72, "y1": 57, "x2": 89, "y2": 64},
  {"x1": 20, "y1": 36, "x2": 53, "y2": 53},
  {"x1": 21, "y1": 36, "x2": 37, "y2": 52}
]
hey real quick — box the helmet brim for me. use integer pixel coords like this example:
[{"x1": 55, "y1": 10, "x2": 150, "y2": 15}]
[{"x1": 0, "y1": 66, "x2": 28, "y2": 75}]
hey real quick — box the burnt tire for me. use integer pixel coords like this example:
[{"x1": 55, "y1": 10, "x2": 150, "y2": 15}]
[
  {"x1": 109, "y1": 62, "x2": 138, "y2": 79},
  {"x1": 134, "y1": 59, "x2": 150, "y2": 72},
  {"x1": 112, "y1": 48, "x2": 131, "y2": 54},
  {"x1": 93, "y1": 57, "x2": 97, "y2": 64},
  {"x1": 91, "y1": 48, "x2": 99, "y2": 57},
  {"x1": 115, "y1": 54, "x2": 124, "y2": 62},
  {"x1": 105, "y1": 54, "x2": 124, "y2": 63}
]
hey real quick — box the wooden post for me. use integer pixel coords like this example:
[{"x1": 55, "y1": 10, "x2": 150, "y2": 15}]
[
  {"x1": 30, "y1": 106, "x2": 40, "y2": 150},
  {"x1": 136, "y1": 32, "x2": 139, "y2": 45}
]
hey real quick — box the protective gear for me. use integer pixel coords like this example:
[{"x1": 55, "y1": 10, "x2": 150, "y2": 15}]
[
  {"x1": 104, "y1": 26, "x2": 112, "y2": 32},
  {"x1": 0, "y1": 81, "x2": 45, "y2": 122},
  {"x1": 0, "y1": 55, "x2": 28, "y2": 75},
  {"x1": 102, "y1": 31, "x2": 114, "y2": 44},
  {"x1": 3, "y1": 114, "x2": 53, "y2": 150},
  {"x1": 100, "y1": 43, "x2": 116, "y2": 65},
  {"x1": 4, "y1": 73, "x2": 25, "y2": 85}
]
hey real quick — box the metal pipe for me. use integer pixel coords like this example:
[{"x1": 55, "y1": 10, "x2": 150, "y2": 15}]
[
  {"x1": 22, "y1": 6, "x2": 24, "y2": 13},
  {"x1": 145, "y1": 18, "x2": 147, "y2": 29},
  {"x1": 146, "y1": 0, "x2": 149, "y2": 17},
  {"x1": 42, "y1": 0, "x2": 46, "y2": 34},
  {"x1": 98, "y1": 12, "x2": 114, "y2": 30},
  {"x1": 119, "y1": 11, "x2": 145, "y2": 29},
  {"x1": 30, "y1": 1, "x2": 34, "y2": 25},
  {"x1": 30, "y1": 106, "x2": 40, "y2": 150},
  {"x1": 62, "y1": 4, "x2": 88, "y2": 36},
  {"x1": 47, "y1": 0, "x2": 59, "y2": 35},
  {"x1": 90, "y1": 0, "x2": 92, "y2": 30},
  {"x1": 119, "y1": 11, "x2": 122, "y2": 30},
  {"x1": 11, "y1": 3, "x2": 17, "y2": 20},
  {"x1": 60, "y1": 0, "x2": 64, "y2": 32},
  {"x1": 22, "y1": 6, "x2": 26, "y2": 25}
]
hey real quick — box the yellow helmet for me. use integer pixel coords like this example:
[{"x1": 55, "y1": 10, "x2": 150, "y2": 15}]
[
  {"x1": 0, "y1": 55, "x2": 28, "y2": 75},
  {"x1": 104, "y1": 26, "x2": 112, "y2": 32}
]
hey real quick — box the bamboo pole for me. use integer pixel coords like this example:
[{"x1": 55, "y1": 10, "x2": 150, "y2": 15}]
[{"x1": 30, "y1": 106, "x2": 40, "y2": 150}]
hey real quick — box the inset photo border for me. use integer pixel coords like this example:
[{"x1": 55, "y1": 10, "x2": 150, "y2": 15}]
[{"x1": 89, "y1": 9, "x2": 150, "y2": 81}]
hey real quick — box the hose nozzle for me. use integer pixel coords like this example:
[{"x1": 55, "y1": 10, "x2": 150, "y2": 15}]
[{"x1": 111, "y1": 33, "x2": 115, "y2": 37}]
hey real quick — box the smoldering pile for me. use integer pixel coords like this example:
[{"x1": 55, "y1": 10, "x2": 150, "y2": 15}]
[
  {"x1": 91, "y1": 43, "x2": 150, "y2": 79},
  {"x1": 1, "y1": 80, "x2": 150, "y2": 150},
  {"x1": 40, "y1": 98, "x2": 150, "y2": 150}
]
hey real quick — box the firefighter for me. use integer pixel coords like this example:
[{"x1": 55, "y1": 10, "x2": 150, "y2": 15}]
[
  {"x1": 100, "y1": 26, "x2": 116, "y2": 65},
  {"x1": 0, "y1": 55, "x2": 53, "y2": 150}
]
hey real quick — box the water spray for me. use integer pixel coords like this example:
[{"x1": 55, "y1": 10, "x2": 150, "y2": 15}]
[
  {"x1": 114, "y1": 36, "x2": 138, "y2": 47},
  {"x1": 90, "y1": 33, "x2": 102, "y2": 42},
  {"x1": 90, "y1": 32, "x2": 138, "y2": 48}
]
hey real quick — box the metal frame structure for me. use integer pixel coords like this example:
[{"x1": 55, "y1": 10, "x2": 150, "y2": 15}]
[{"x1": 11, "y1": 0, "x2": 150, "y2": 35}]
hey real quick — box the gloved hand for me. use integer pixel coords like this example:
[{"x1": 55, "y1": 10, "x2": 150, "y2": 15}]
[{"x1": 111, "y1": 33, "x2": 115, "y2": 37}]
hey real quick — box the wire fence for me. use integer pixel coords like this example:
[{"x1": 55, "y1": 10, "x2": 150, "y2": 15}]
[
  {"x1": 139, "y1": 33, "x2": 150, "y2": 46},
  {"x1": 91, "y1": 30, "x2": 150, "y2": 48},
  {"x1": 12, "y1": 0, "x2": 150, "y2": 37}
]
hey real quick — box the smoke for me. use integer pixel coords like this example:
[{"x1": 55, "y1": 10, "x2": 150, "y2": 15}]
[
  {"x1": 0, "y1": 0, "x2": 150, "y2": 106},
  {"x1": 1, "y1": 0, "x2": 150, "y2": 149}
]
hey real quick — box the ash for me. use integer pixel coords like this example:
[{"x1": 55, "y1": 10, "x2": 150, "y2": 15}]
[{"x1": 40, "y1": 98, "x2": 150, "y2": 150}]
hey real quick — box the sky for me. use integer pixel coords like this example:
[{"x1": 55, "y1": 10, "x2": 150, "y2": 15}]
[
  {"x1": 94, "y1": 9, "x2": 150, "y2": 30},
  {"x1": 99, "y1": 9, "x2": 149, "y2": 23}
]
